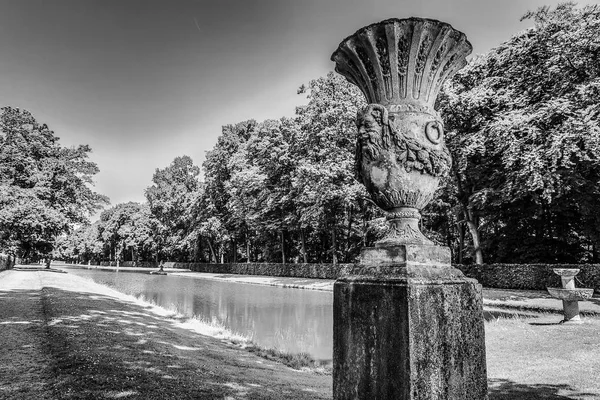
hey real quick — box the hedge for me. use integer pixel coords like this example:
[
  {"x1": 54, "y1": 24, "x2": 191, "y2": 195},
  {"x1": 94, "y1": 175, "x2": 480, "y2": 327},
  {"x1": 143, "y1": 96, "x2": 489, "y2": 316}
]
[
  {"x1": 175, "y1": 262, "x2": 354, "y2": 280},
  {"x1": 454, "y1": 263, "x2": 600, "y2": 292},
  {"x1": 0, "y1": 254, "x2": 13, "y2": 271}
]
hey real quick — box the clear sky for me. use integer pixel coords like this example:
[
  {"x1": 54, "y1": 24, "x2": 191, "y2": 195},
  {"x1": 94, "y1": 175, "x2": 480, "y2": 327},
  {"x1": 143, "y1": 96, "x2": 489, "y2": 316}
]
[{"x1": 0, "y1": 0, "x2": 593, "y2": 212}]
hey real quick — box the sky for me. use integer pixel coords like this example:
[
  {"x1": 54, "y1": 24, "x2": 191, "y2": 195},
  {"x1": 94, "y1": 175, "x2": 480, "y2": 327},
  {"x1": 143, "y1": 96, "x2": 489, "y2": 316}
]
[{"x1": 0, "y1": 0, "x2": 595, "y2": 215}]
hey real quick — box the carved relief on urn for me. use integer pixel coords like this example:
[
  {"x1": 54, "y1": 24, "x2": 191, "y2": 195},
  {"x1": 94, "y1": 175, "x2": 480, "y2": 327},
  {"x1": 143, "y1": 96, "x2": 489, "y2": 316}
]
[{"x1": 331, "y1": 18, "x2": 472, "y2": 246}]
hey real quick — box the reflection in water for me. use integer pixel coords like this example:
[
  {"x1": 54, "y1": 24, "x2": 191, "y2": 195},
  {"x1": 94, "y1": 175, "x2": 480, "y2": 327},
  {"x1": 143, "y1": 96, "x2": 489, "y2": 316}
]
[{"x1": 63, "y1": 268, "x2": 333, "y2": 361}]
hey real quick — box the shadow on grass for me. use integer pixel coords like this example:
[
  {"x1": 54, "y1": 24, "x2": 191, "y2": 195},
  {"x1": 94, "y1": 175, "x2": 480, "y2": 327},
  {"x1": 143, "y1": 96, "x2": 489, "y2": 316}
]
[
  {"x1": 588, "y1": 296, "x2": 600, "y2": 307},
  {"x1": 489, "y1": 378, "x2": 596, "y2": 399},
  {"x1": 0, "y1": 286, "x2": 331, "y2": 400},
  {"x1": 529, "y1": 321, "x2": 563, "y2": 326},
  {"x1": 483, "y1": 309, "x2": 540, "y2": 321}
]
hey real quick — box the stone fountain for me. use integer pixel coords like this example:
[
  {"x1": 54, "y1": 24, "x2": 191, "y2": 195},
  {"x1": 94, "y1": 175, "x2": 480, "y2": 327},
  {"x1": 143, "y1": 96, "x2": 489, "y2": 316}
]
[
  {"x1": 547, "y1": 268, "x2": 594, "y2": 323},
  {"x1": 331, "y1": 18, "x2": 488, "y2": 399}
]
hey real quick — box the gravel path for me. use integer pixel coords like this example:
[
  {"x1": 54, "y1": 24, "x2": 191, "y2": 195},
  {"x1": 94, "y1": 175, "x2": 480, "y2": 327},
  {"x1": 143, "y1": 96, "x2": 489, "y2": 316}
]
[{"x1": 0, "y1": 271, "x2": 55, "y2": 398}]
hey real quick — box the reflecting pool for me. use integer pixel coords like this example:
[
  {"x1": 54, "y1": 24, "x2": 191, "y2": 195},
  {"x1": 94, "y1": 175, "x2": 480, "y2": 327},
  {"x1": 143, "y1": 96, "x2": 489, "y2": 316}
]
[{"x1": 61, "y1": 267, "x2": 333, "y2": 361}]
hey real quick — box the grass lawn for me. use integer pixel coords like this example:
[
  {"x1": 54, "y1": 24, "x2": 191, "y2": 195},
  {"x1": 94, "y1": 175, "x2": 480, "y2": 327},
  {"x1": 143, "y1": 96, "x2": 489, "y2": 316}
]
[
  {"x1": 0, "y1": 270, "x2": 331, "y2": 399},
  {"x1": 1, "y1": 269, "x2": 599, "y2": 399},
  {"x1": 485, "y1": 308, "x2": 600, "y2": 399}
]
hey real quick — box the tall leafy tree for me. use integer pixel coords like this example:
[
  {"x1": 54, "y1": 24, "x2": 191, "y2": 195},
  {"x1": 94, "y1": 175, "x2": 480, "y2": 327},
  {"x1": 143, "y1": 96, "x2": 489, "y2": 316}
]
[
  {"x1": 97, "y1": 202, "x2": 157, "y2": 262},
  {"x1": 54, "y1": 222, "x2": 104, "y2": 264},
  {"x1": 0, "y1": 107, "x2": 107, "y2": 261},
  {"x1": 203, "y1": 121, "x2": 256, "y2": 262},
  {"x1": 145, "y1": 155, "x2": 201, "y2": 261},
  {"x1": 293, "y1": 72, "x2": 375, "y2": 263},
  {"x1": 439, "y1": 2, "x2": 600, "y2": 263},
  {"x1": 226, "y1": 118, "x2": 301, "y2": 263}
]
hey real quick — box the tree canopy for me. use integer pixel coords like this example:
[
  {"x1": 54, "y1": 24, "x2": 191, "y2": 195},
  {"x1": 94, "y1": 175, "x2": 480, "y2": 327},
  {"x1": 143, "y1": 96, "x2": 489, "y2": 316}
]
[
  {"x1": 54, "y1": 3, "x2": 600, "y2": 266},
  {"x1": 0, "y1": 107, "x2": 107, "y2": 260},
  {"x1": 439, "y1": 2, "x2": 600, "y2": 263}
]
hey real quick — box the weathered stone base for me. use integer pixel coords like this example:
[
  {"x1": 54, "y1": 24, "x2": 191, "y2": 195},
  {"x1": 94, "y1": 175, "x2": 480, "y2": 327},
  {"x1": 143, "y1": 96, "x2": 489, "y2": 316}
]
[
  {"x1": 333, "y1": 267, "x2": 488, "y2": 399},
  {"x1": 561, "y1": 300, "x2": 583, "y2": 324}
]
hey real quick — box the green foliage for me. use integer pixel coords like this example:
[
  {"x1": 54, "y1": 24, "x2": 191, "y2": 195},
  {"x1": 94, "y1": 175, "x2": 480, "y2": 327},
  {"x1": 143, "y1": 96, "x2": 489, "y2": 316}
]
[
  {"x1": 439, "y1": 2, "x2": 600, "y2": 263},
  {"x1": 0, "y1": 107, "x2": 107, "y2": 260},
  {"x1": 59, "y1": 4, "x2": 600, "y2": 265},
  {"x1": 293, "y1": 72, "x2": 366, "y2": 229},
  {"x1": 145, "y1": 156, "x2": 202, "y2": 261}
]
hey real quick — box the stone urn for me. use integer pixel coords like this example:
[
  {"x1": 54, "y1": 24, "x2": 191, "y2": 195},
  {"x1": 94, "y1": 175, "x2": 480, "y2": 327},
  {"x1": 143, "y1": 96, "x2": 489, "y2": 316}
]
[
  {"x1": 331, "y1": 17, "x2": 472, "y2": 246},
  {"x1": 331, "y1": 19, "x2": 487, "y2": 400}
]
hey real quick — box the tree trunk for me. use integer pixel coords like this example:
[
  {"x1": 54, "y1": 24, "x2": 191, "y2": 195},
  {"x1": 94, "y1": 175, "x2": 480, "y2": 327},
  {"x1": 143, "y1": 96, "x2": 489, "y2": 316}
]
[
  {"x1": 280, "y1": 230, "x2": 286, "y2": 264},
  {"x1": 193, "y1": 236, "x2": 198, "y2": 262},
  {"x1": 453, "y1": 161, "x2": 483, "y2": 265},
  {"x1": 232, "y1": 239, "x2": 237, "y2": 263},
  {"x1": 207, "y1": 239, "x2": 217, "y2": 263},
  {"x1": 345, "y1": 206, "x2": 353, "y2": 262},
  {"x1": 319, "y1": 230, "x2": 326, "y2": 263},
  {"x1": 332, "y1": 227, "x2": 338, "y2": 265},
  {"x1": 116, "y1": 242, "x2": 121, "y2": 267},
  {"x1": 458, "y1": 222, "x2": 465, "y2": 265},
  {"x1": 246, "y1": 234, "x2": 251, "y2": 263},
  {"x1": 466, "y1": 215, "x2": 483, "y2": 265},
  {"x1": 300, "y1": 229, "x2": 307, "y2": 264}
]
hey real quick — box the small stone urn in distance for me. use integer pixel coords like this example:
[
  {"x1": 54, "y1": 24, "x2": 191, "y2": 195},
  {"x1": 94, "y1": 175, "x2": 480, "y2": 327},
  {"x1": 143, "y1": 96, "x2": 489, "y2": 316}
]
[
  {"x1": 332, "y1": 17, "x2": 471, "y2": 259},
  {"x1": 547, "y1": 268, "x2": 594, "y2": 323}
]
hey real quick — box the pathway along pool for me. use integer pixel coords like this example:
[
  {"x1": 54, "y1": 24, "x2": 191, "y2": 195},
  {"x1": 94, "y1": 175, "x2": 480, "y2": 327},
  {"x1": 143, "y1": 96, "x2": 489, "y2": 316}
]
[{"x1": 61, "y1": 267, "x2": 333, "y2": 361}]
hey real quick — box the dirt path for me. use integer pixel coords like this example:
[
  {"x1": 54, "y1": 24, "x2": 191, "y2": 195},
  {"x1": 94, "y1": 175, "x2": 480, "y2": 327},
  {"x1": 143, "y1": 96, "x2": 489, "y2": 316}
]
[
  {"x1": 0, "y1": 271, "x2": 55, "y2": 398},
  {"x1": 0, "y1": 270, "x2": 331, "y2": 400}
]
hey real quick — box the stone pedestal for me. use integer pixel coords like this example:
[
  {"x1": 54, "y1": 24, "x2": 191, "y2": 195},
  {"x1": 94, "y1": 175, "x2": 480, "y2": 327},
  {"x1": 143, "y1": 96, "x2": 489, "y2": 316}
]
[
  {"x1": 333, "y1": 245, "x2": 488, "y2": 400},
  {"x1": 562, "y1": 300, "x2": 581, "y2": 323},
  {"x1": 547, "y1": 269, "x2": 594, "y2": 324}
]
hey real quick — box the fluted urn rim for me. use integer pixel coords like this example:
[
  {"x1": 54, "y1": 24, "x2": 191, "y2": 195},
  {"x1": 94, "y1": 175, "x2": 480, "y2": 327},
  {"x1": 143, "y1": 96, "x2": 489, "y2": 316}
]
[
  {"x1": 331, "y1": 17, "x2": 473, "y2": 108},
  {"x1": 331, "y1": 17, "x2": 472, "y2": 60}
]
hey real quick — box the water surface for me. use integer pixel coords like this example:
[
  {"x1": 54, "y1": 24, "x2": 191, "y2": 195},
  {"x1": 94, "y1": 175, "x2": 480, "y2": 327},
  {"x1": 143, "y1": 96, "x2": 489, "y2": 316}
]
[{"x1": 62, "y1": 267, "x2": 333, "y2": 361}]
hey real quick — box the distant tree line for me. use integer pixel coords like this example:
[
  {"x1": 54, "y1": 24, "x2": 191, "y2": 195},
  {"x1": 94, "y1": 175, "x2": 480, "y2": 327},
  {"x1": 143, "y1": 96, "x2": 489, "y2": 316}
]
[{"x1": 7, "y1": 4, "x2": 600, "y2": 265}]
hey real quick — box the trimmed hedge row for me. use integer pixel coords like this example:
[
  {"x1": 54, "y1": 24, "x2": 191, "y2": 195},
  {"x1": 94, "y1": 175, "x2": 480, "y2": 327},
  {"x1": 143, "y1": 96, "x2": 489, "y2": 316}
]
[
  {"x1": 0, "y1": 254, "x2": 13, "y2": 271},
  {"x1": 173, "y1": 262, "x2": 354, "y2": 280},
  {"x1": 454, "y1": 264, "x2": 600, "y2": 292}
]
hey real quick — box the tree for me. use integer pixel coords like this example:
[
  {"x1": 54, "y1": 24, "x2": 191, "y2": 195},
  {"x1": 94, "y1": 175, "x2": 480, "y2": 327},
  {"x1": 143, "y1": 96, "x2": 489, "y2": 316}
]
[
  {"x1": 226, "y1": 118, "x2": 305, "y2": 263},
  {"x1": 439, "y1": 2, "x2": 600, "y2": 263},
  {"x1": 145, "y1": 156, "x2": 201, "y2": 261},
  {"x1": 53, "y1": 222, "x2": 104, "y2": 264},
  {"x1": 0, "y1": 107, "x2": 108, "y2": 262},
  {"x1": 96, "y1": 202, "x2": 157, "y2": 263},
  {"x1": 0, "y1": 185, "x2": 66, "y2": 260},
  {"x1": 203, "y1": 121, "x2": 256, "y2": 262},
  {"x1": 293, "y1": 72, "x2": 375, "y2": 263}
]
